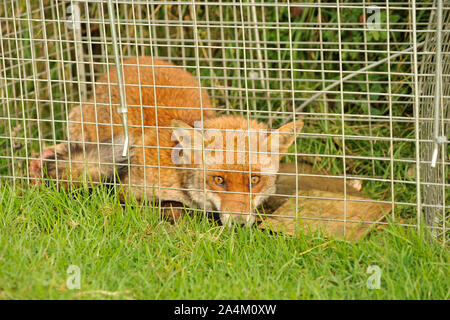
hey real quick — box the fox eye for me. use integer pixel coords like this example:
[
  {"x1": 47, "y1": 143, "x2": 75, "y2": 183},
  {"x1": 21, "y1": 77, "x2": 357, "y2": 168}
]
[
  {"x1": 213, "y1": 176, "x2": 225, "y2": 186},
  {"x1": 251, "y1": 175, "x2": 261, "y2": 186}
]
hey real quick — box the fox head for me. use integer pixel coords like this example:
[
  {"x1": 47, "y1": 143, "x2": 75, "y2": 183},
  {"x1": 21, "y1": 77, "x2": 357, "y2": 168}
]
[{"x1": 171, "y1": 115, "x2": 303, "y2": 227}]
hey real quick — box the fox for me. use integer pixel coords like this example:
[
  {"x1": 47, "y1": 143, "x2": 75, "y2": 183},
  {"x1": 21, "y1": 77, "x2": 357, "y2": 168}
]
[{"x1": 29, "y1": 56, "x2": 303, "y2": 227}]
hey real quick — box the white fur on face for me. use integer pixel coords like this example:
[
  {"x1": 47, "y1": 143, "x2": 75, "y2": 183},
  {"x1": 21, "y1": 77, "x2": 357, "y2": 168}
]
[
  {"x1": 185, "y1": 171, "x2": 222, "y2": 213},
  {"x1": 206, "y1": 190, "x2": 221, "y2": 212},
  {"x1": 244, "y1": 213, "x2": 256, "y2": 227},
  {"x1": 219, "y1": 212, "x2": 255, "y2": 228},
  {"x1": 220, "y1": 214, "x2": 233, "y2": 228}
]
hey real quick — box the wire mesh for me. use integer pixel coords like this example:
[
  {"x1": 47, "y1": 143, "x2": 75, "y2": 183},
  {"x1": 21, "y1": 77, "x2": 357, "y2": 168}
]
[{"x1": 0, "y1": 0, "x2": 448, "y2": 243}]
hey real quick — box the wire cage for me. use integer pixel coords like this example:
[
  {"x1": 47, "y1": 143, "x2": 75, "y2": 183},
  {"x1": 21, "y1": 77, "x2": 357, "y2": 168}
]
[{"x1": 0, "y1": 0, "x2": 448, "y2": 243}]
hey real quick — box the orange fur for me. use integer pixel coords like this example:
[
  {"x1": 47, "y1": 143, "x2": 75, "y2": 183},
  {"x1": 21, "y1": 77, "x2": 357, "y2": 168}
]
[{"x1": 68, "y1": 56, "x2": 214, "y2": 142}]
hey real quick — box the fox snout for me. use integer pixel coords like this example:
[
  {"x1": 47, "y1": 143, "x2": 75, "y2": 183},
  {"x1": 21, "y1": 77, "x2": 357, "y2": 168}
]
[
  {"x1": 219, "y1": 199, "x2": 256, "y2": 228},
  {"x1": 220, "y1": 212, "x2": 256, "y2": 228}
]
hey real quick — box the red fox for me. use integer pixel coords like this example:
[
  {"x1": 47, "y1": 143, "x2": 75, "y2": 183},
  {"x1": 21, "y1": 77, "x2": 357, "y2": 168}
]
[{"x1": 29, "y1": 56, "x2": 303, "y2": 227}]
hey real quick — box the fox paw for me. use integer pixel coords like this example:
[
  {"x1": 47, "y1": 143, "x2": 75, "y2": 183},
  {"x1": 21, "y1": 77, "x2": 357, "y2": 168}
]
[{"x1": 29, "y1": 147, "x2": 61, "y2": 184}]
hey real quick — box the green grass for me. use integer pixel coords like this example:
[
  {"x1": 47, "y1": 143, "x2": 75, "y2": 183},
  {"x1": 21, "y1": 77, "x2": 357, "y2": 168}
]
[{"x1": 0, "y1": 183, "x2": 448, "y2": 300}]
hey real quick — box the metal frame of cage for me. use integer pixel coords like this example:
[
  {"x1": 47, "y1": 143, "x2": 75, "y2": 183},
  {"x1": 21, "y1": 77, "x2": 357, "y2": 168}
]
[{"x1": 0, "y1": 0, "x2": 448, "y2": 243}]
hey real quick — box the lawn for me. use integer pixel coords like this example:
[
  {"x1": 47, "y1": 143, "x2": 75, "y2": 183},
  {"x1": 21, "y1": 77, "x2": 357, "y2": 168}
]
[{"x1": 0, "y1": 183, "x2": 448, "y2": 300}]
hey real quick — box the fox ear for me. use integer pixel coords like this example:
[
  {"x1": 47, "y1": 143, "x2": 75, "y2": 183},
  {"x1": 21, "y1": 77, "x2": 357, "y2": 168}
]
[
  {"x1": 171, "y1": 119, "x2": 203, "y2": 151},
  {"x1": 269, "y1": 120, "x2": 304, "y2": 156}
]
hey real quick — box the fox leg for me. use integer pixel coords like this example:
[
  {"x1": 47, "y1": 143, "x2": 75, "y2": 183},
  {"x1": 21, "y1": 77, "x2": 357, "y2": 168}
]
[
  {"x1": 29, "y1": 134, "x2": 132, "y2": 186},
  {"x1": 29, "y1": 143, "x2": 69, "y2": 184}
]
